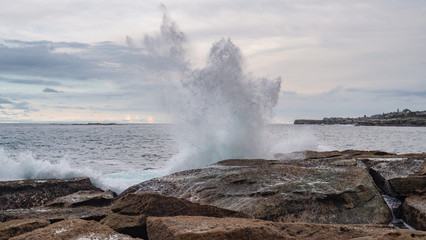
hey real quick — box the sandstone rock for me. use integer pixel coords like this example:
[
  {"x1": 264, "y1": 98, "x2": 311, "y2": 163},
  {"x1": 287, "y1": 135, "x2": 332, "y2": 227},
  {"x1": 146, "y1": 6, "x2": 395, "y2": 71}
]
[
  {"x1": 101, "y1": 192, "x2": 252, "y2": 239},
  {"x1": 122, "y1": 153, "x2": 391, "y2": 224},
  {"x1": 46, "y1": 190, "x2": 115, "y2": 208},
  {"x1": 0, "y1": 178, "x2": 102, "y2": 210},
  {"x1": 0, "y1": 206, "x2": 111, "y2": 223},
  {"x1": 352, "y1": 231, "x2": 426, "y2": 240},
  {"x1": 360, "y1": 155, "x2": 425, "y2": 197},
  {"x1": 358, "y1": 154, "x2": 425, "y2": 230},
  {"x1": 389, "y1": 176, "x2": 426, "y2": 198},
  {"x1": 10, "y1": 219, "x2": 142, "y2": 240},
  {"x1": 146, "y1": 216, "x2": 426, "y2": 240},
  {"x1": 0, "y1": 219, "x2": 49, "y2": 240},
  {"x1": 402, "y1": 195, "x2": 426, "y2": 231}
]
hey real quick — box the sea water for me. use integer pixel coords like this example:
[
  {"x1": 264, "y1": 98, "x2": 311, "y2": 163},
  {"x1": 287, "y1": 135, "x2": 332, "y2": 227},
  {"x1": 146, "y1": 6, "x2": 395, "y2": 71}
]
[
  {"x1": 1, "y1": 9, "x2": 425, "y2": 194},
  {"x1": 0, "y1": 123, "x2": 425, "y2": 193}
]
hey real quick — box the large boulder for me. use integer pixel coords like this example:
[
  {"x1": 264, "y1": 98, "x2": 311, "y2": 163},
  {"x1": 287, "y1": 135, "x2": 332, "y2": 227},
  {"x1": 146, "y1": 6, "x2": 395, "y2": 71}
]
[
  {"x1": 361, "y1": 155, "x2": 425, "y2": 197},
  {"x1": 122, "y1": 152, "x2": 391, "y2": 224},
  {"x1": 10, "y1": 219, "x2": 142, "y2": 240},
  {"x1": 402, "y1": 195, "x2": 426, "y2": 231},
  {"x1": 101, "y1": 193, "x2": 252, "y2": 239},
  {"x1": 360, "y1": 154, "x2": 425, "y2": 230},
  {"x1": 0, "y1": 219, "x2": 49, "y2": 240},
  {"x1": 146, "y1": 216, "x2": 426, "y2": 240},
  {"x1": 0, "y1": 178, "x2": 102, "y2": 210}
]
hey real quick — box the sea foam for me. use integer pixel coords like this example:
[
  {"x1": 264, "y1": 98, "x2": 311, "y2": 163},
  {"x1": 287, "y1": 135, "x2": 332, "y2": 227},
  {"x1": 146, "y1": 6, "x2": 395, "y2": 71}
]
[{"x1": 0, "y1": 147, "x2": 158, "y2": 193}]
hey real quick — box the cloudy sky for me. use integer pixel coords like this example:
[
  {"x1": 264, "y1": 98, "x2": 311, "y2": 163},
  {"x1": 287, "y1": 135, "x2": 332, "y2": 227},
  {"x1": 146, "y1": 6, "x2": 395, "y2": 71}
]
[{"x1": 1, "y1": 0, "x2": 425, "y2": 123}]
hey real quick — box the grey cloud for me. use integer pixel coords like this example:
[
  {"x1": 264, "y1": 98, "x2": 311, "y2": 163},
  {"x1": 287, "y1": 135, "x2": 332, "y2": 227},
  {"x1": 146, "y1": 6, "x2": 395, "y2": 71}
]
[
  {"x1": 43, "y1": 88, "x2": 63, "y2": 93},
  {"x1": 0, "y1": 36, "x2": 185, "y2": 85},
  {"x1": 12, "y1": 101, "x2": 32, "y2": 110},
  {"x1": 53, "y1": 106, "x2": 86, "y2": 110},
  {"x1": 344, "y1": 88, "x2": 426, "y2": 98},
  {"x1": 0, "y1": 42, "x2": 97, "y2": 79},
  {"x1": 3, "y1": 39, "x2": 90, "y2": 49},
  {"x1": 0, "y1": 97, "x2": 12, "y2": 104},
  {"x1": 0, "y1": 76, "x2": 62, "y2": 86},
  {"x1": 0, "y1": 95, "x2": 34, "y2": 112}
]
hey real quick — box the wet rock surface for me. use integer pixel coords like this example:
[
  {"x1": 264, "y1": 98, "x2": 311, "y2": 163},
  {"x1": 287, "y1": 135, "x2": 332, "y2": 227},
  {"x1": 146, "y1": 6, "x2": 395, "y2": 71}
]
[
  {"x1": 0, "y1": 219, "x2": 49, "y2": 240},
  {"x1": 1, "y1": 151, "x2": 426, "y2": 239},
  {"x1": 45, "y1": 190, "x2": 116, "y2": 208},
  {"x1": 101, "y1": 192, "x2": 252, "y2": 239},
  {"x1": 360, "y1": 154, "x2": 425, "y2": 230},
  {"x1": 403, "y1": 195, "x2": 426, "y2": 231},
  {"x1": 122, "y1": 151, "x2": 393, "y2": 225},
  {"x1": 9, "y1": 219, "x2": 142, "y2": 240},
  {"x1": 146, "y1": 216, "x2": 426, "y2": 240},
  {"x1": 0, "y1": 206, "x2": 112, "y2": 223},
  {"x1": 1, "y1": 181, "x2": 115, "y2": 223},
  {"x1": 0, "y1": 178, "x2": 102, "y2": 210}
]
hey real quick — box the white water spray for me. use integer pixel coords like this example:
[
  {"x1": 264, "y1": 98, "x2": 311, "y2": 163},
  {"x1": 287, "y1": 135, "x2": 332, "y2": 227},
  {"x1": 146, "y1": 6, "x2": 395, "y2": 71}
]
[{"x1": 164, "y1": 38, "x2": 281, "y2": 173}]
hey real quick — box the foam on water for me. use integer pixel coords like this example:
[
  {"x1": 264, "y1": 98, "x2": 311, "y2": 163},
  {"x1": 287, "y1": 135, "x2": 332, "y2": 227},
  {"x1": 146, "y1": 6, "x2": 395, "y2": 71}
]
[
  {"x1": 0, "y1": 147, "x2": 162, "y2": 193},
  {"x1": 0, "y1": 147, "x2": 96, "y2": 181}
]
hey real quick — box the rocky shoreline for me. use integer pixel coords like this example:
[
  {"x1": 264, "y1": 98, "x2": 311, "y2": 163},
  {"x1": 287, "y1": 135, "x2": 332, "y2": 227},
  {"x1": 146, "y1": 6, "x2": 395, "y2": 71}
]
[
  {"x1": 1, "y1": 150, "x2": 425, "y2": 239},
  {"x1": 294, "y1": 109, "x2": 426, "y2": 126}
]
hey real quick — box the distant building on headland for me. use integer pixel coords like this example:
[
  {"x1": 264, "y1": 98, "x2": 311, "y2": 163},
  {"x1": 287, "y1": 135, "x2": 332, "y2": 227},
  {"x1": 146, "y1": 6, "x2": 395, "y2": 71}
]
[{"x1": 294, "y1": 109, "x2": 426, "y2": 127}]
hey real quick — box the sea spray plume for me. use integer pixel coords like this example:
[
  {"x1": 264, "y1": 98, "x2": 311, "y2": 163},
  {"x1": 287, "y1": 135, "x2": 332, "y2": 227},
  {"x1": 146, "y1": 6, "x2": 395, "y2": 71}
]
[
  {"x1": 166, "y1": 38, "x2": 281, "y2": 173},
  {"x1": 143, "y1": 5, "x2": 186, "y2": 62}
]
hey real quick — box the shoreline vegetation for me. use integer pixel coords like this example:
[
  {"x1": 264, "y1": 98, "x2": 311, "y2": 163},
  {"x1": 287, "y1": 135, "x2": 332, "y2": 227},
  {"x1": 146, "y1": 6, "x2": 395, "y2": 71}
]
[
  {"x1": 1, "y1": 150, "x2": 425, "y2": 239},
  {"x1": 294, "y1": 109, "x2": 426, "y2": 126}
]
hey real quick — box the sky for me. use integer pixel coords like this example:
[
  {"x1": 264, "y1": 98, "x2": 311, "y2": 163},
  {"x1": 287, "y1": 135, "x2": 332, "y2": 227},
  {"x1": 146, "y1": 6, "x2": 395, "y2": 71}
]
[{"x1": 0, "y1": 0, "x2": 425, "y2": 123}]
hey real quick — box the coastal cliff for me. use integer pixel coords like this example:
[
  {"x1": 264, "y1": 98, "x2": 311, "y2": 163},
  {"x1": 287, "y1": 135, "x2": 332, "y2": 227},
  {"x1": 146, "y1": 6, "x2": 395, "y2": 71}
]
[{"x1": 294, "y1": 109, "x2": 426, "y2": 126}]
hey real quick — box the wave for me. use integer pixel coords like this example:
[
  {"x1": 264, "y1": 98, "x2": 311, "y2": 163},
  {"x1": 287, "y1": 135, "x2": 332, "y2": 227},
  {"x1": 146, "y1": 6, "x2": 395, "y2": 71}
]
[{"x1": 0, "y1": 147, "x2": 161, "y2": 193}]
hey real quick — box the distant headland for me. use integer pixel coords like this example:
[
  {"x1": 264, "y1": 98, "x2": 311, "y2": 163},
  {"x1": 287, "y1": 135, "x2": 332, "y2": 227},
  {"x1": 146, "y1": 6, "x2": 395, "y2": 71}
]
[
  {"x1": 294, "y1": 109, "x2": 426, "y2": 126},
  {"x1": 49, "y1": 122, "x2": 119, "y2": 126}
]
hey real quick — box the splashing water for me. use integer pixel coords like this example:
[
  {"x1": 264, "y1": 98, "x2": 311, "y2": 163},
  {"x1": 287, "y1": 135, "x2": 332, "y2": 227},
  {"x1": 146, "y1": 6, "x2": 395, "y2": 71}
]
[{"x1": 165, "y1": 38, "x2": 282, "y2": 173}]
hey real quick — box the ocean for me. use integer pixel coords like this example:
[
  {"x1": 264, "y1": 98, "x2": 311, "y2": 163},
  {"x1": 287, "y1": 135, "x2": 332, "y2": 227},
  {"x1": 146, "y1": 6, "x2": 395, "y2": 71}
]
[{"x1": 0, "y1": 123, "x2": 425, "y2": 193}]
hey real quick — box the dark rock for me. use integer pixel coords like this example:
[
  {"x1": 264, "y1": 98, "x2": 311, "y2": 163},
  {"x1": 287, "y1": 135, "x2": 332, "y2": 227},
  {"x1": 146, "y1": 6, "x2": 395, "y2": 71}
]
[
  {"x1": 0, "y1": 207, "x2": 111, "y2": 223},
  {"x1": 389, "y1": 176, "x2": 426, "y2": 198},
  {"x1": 122, "y1": 151, "x2": 392, "y2": 225},
  {"x1": 0, "y1": 178, "x2": 102, "y2": 210},
  {"x1": 101, "y1": 192, "x2": 252, "y2": 239},
  {"x1": 352, "y1": 231, "x2": 426, "y2": 240},
  {"x1": 360, "y1": 155, "x2": 425, "y2": 196},
  {"x1": 402, "y1": 195, "x2": 426, "y2": 231},
  {"x1": 10, "y1": 218, "x2": 142, "y2": 240},
  {"x1": 0, "y1": 219, "x2": 49, "y2": 240},
  {"x1": 46, "y1": 190, "x2": 116, "y2": 208},
  {"x1": 146, "y1": 216, "x2": 426, "y2": 240}
]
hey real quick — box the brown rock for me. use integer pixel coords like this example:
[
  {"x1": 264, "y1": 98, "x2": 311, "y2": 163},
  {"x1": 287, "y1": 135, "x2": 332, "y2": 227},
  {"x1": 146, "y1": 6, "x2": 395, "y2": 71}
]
[
  {"x1": 389, "y1": 176, "x2": 426, "y2": 198},
  {"x1": 352, "y1": 231, "x2": 426, "y2": 240},
  {"x1": 46, "y1": 190, "x2": 115, "y2": 208},
  {"x1": 0, "y1": 178, "x2": 102, "y2": 210},
  {"x1": 10, "y1": 219, "x2": 142, "y2": 240},
  {"x1": 0, "y1": 219, "x2": 49, "y2": 240},
  {"x1": 0, "y1": 207, "x2": 111, "y2": 223},
  {"x1": 101, "y1": 192, "x2": 252, "y2": 239},
  {"x1": 360, "y1": 156, "x2": 425, "y2": 197},
  {"x1": 146, "y1": 216, "x2": 426, "y2": 240},
  {"x1": 359, "y1": 154, "x2": 425, "y2": 231},
  {"x1": 402, "y1": 195, "x2": 426, "y2": 231},
  {"x1": 122, "y1": 152, "x2": 391, "y2": 224}
]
